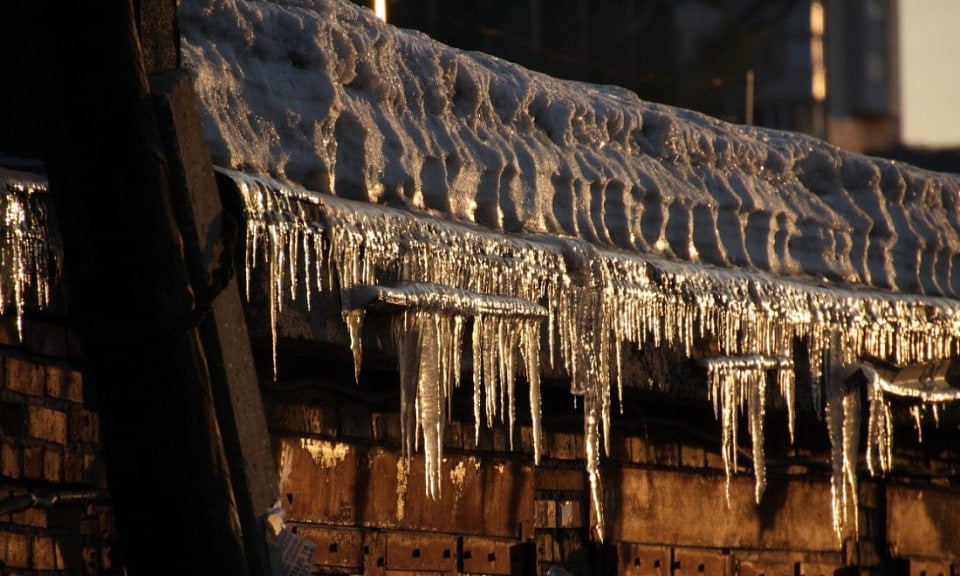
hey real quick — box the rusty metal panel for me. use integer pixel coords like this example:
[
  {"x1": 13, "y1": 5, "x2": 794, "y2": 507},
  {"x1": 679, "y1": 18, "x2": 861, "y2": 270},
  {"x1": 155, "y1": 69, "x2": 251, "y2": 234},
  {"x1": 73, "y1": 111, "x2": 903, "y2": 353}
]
[
  {"x1": 673, "y1": 548, "x2": 731, "y2": 576},
  {"x1": 606, "y1": 468, "x2": 836, "y2": 551},
  {"x1": 368, "y1": 446, "x2": 535, "y2": 538},
  {"x1": 363, "y1": 531, "x2": 387, "y2": 576},
  {"x1": 278, "y1": 436, "x2": 360, "y2": 525},
  {"x1": 795, "y1": 562, "x2": 838, "y2": 576},
  {"x1": 618, "y1": 543, "x2": 670, "y2": 576},
  {"x1": 385, "y1": 531, "x2": 457, "y2": 572},
  {"x1": 294, "y1": 525, "x2": 363, "y2": 570},
  {"x1": 905, "y1": 559, "x2": 952, "y2": 576},
  {"x1": 460, "y1": 536, "x2": 515, "y2": 575},
  {"x1": 735, "y1": 556, "x2": 796, "y2": 576},
  {"x1": 887, "y1": 486, "x2": 960, "y2": 560}
]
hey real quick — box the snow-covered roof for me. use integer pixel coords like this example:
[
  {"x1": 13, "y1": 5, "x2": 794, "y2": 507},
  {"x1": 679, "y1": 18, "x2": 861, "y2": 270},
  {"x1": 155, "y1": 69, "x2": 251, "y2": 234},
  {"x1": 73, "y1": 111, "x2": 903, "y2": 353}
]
[
  {"x1": 182, "y1": 0, "x2": 960, "y2": 298},
  {"x1": 181, "y1": 0, "x2": 960, "y2": 545}
]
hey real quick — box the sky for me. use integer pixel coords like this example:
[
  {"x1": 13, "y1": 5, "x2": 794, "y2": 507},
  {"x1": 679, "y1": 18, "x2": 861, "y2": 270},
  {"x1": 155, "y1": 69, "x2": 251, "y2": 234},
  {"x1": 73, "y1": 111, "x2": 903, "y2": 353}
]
[{"x1": 899, "y1": 0, "x2": 960, "y2": 148}]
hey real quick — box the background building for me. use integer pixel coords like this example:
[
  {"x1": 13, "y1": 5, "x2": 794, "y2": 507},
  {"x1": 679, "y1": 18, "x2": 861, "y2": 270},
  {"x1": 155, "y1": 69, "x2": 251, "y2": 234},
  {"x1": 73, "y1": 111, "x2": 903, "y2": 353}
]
[{"x1": 363, "y1": 0, "x2": 902, "y2": 153}]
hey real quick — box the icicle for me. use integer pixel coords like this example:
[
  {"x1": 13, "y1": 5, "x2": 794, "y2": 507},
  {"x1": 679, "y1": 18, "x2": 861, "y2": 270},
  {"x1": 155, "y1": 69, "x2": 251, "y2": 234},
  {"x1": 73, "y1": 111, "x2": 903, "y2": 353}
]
[
  {"x1": 416, "y1": 312, "x2": 443, "y2": 499},
  {"x1": 523, "y1": 319, "x2": 543, "y2": 464},
  {"x1": 863, "y1": 367, "x2": 894, "y2": 476},
  {"x1": 825, "y1": 371, "x2": 860, "y2": 544},
  {"x1": 909, "y1": 405, "x2": 923, "y2": 444},
  {"x1": 473, "y1": 315, "x2": 483, "y2": 444},
  {"x1": 583, "y1": 385, "x2": 605, "y2": 542},
  {"x1": 342, "y1": 309, "x2": 365, "y2": 383},
  {"x1": 703, "y1": 354, "x2": 784, "y2": 505},
  {"x1": 778, "y1": 361, "x2": 796, "y2": 444},
  {"x1": 747, "y1": 367, "x2": 767, "y2": 504}
]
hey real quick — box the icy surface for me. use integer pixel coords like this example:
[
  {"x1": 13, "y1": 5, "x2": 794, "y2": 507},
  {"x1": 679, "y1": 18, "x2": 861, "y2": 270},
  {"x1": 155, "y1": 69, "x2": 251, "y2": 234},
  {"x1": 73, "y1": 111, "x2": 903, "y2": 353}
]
[
  {"x1": 182, "y1": 0, "x2": 960, "y2": 300},
  {"x1": 0, "y1": 168, "x2": 57, "y2": 338},
  {"x1": 227, "y1": 168, "x2": 960, "y2": 542}
]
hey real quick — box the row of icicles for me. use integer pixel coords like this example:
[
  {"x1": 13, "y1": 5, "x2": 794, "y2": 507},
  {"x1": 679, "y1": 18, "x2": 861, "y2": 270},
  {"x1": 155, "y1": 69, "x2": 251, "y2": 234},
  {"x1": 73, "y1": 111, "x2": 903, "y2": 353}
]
[
  {"x1": 0, "y1": 170, "x2": 57, "y2": 341},
  {"x1": 225, "y1": 169, "x2": 960, "y2": 545}
]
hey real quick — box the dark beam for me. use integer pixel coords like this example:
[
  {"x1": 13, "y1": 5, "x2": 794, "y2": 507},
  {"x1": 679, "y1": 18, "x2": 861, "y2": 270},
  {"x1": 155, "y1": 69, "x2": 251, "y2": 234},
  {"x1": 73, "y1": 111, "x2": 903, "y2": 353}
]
[
  {"x1": 23, "y1": 1, "x2": 249, "y2": 574},
  {"x1": 151, "y1": 69, "x2": 279, "y2": 576}
]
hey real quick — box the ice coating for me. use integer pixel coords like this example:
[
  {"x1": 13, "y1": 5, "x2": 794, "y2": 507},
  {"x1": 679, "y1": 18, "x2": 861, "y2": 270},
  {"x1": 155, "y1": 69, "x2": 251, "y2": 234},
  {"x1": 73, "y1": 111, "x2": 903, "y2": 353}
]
[
  {"x1": 0, "y1": 168, "x2": 58, "y2": 339},
  {"x1": 181, "y1": 0, "x2": 960, "y2": 300},
  {"x1": 227, "y1": 168, "x2": 960, "y2": 542}
]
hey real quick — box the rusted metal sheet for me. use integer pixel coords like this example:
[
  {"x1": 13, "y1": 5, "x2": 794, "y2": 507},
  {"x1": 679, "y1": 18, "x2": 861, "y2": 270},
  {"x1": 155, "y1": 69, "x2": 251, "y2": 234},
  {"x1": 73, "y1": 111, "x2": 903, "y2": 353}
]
[
  {"x1": 294, "y1": 525, "x2": 363, "y2": 570},
  {"x1": 460, "y1": 536, "x2": 515, "y2": 574},
  {"x1": 605, "y1": 468, "x2": 837, "y2": 551},
  {"x1": 385, "y1": 532, "x2": 457, "y2": 572},
  {"x1": 278, "y1": 438, "x2": 534, "y2": 538},
  {"x1": 903, "y1": 559, "x2": 953, "y2": 576},
  {"x1": 795, "y1": 561, "x2": 840, "y2": 576},
  {"x1": 672, "y1": 547, "x2": 731, "y2": 576},
  {"x1": 617, "y1": 543, "x2": 670, "y2": 576},
  {"x1": 887, "y1": 485, "x2": 960, "y2": 560},
  {"x1": 734, "y1": 552, "x2": 798, "y2": 576},
  {"x1": 279, "y1": 437, "x2": 361, "y2": 525}
]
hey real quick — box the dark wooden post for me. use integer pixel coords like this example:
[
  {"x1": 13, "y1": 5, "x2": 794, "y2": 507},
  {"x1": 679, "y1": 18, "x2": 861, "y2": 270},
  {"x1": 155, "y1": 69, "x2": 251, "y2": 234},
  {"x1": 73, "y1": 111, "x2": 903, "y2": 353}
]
[{"x1": 21, "y1": 1, "x2": 251, "y2": 574}]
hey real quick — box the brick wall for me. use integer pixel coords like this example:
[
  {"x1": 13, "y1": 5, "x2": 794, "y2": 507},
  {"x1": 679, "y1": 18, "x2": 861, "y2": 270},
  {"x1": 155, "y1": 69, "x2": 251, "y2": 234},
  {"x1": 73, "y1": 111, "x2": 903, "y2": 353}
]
[{"x1": 0, "y1": 316, "x2": 115, "y2": 575}]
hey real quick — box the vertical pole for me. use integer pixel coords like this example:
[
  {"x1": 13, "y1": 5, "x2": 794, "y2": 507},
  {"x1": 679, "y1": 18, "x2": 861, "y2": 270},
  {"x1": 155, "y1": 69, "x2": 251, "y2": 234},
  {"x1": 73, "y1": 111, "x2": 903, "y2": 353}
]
[
  {"x1": 25, "y1": 1, "x2": 250, "y2": 574},
  {"x1": 745, "y1": 69, "x2": 756, "y2": 126}
]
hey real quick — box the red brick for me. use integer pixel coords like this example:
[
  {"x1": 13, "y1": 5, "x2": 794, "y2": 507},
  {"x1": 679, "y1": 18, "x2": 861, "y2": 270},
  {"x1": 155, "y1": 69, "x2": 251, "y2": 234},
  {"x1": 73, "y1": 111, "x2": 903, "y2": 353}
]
[
  {"x1": 5, "y1": 357, "x2": 41, "y2": 396},
  {"x1": 43, "y1": 447, "x2": 63, "y2": 483},
  {"x1": 1, "y1": 443, "x2": 20, "y2": 478},
  {"x1": 27, "y1": 406, "x2": 67, "y2": 444},
  {"x1": 22, "y1": 445, "x2": 42, "y2": 480},
  {"x1": 65, "y1": 370, "x2": 84, "y2": 404},
  {"x1": 31, "y1": 535, "x2": 57, "y2": 570},
  {"x1": 44, "y1": 364, "x2": 64, "y2": 398},
  {"x1": 69, "y1": 409, "x2": 98, "y2": 444},
  {"x1": 64, "y1": 451, "x2": 85, "y2": 483},
  {"x1": 3, "y1": 531, "x2": 30, "y2": 569},
  {"x1": 11, "y1": 507, "x2": 46, "y2": 528},
  {"x1": 535, "y1": 499, "x2": 557, "y2": 528}
]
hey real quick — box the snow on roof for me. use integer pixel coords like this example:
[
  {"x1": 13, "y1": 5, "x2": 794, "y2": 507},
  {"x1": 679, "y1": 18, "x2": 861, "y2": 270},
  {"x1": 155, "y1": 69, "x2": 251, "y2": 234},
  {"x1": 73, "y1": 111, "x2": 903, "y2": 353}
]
[
  {"x1": 182, "y1": 0, "x2": 960, "y2": 298},
  {"x1": 182, "y1": 0, "x2": 960, "y2": 545}
]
